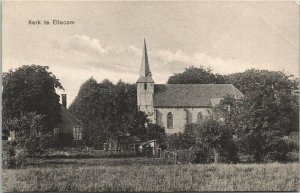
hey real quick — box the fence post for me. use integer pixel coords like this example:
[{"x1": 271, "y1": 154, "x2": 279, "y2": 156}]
[
  {"x1": 174, "y1": 153, "x2": 177, "y2": 164},
  {"x1": 157, "y1": 148, "x2": 161, "y2": 158}
]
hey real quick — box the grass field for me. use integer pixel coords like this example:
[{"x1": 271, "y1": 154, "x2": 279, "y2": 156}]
[{"x1": 2, "y1": 158, "x2": 299, "y2": 192}]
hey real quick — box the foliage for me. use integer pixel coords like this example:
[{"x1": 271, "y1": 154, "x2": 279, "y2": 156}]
[
  {"x1": 190, "y1": 143, "x2": 212, "y2": 163},
  {"x1": 42, "y1": 149, "x2": 137, "y2": 159},
  {"x1": 2, "y1": 65, "x2": 64, "y2": 131},
  {"x1": 14, "y1": 148, "x2": 31, "y2": 168},
  {"x1": 195, "y1": 118, "x2": 238, "y2": 163},
  {"x1": 67, "y1": 77, "x2": 98, "y2": 124},
  {"x1": 213, "y1": 95, "x2": 297, "y2": 162},
  {"x1": 166, "y1": 68, "x2": 299, "y2": 163},
  {"x1": 225, "y1": 69, "x2": 299, "y2": 133},
  {"x1": 168, "y1": 120, "x2": 238, "y2": 163},
  {"x1": 69, "y1": 78, "x2": 149, "y2": 147},
  {"x1": 167, "y1": 65, "x2": 225, "y2": 84},
  {"x1": 7, "y1": 112, "x2": 53, "y2": 157},
  {"x1": 265, "y1": 135, "x2": 296, "y2": 162},
  {"x1": 2, "y1": 142, "x2": 15, "y2": 169},
  {"x1": 166, "y1": 125, "x2": 197, "y2": 150},
  {"x1": 143, "y1": 124, "x2": 167, "y2": 145},
  {"x1": 166, "y1": 134, "x2": 181, "y2": 150}
]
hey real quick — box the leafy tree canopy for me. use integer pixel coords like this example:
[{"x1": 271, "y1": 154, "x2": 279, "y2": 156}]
[
  {"x1": 225, "y1": 69, "x2": 299, "y2": 133},
  {"x1": 167, "y1": 65, "x2": 225, "y2": 84},
  {"x1": 225, "y1": 69, "x2": 299, "y2": 95},
  {"x1": 69, "y1": 78, "x2": 152, "y2": 147},
  {"x1": 3, "y1": 65, "x2": 64, "y2": 131},
  {"x1": 7, "y1": 112, "x2": 52, "y2": 157},
  {"x1": 213, "y1": 95, "x2": 297, "y2": 162}
]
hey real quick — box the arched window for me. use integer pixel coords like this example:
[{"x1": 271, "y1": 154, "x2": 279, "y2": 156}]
[
  {"x1": 144, "y1": 83, "x2": 147, "y2": 90},
  {"x1": 197, "y1": 112, "x2": 203, "y2": 123},
  {"x1": 167, "y1": 112, "x2": 173, "y2": 129}
]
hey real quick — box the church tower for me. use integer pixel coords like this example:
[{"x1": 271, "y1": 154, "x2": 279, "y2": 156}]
[{"x1": 137, "y1": 39, "x2": 155, "y2": 122}]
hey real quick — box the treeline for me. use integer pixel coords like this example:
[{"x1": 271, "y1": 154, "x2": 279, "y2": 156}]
[
  {"x1": 2, "y1": 64, "x2": 299, "y2": 166},
  {"x1": 166, "y1": 66, "x2": 299, "y2": 162},
  {"x1": 69, "y1": 78, "x2": 165, "y2": 148},
  {"x1": 167, "y1": 66, "x2": 299, "y2": 133}
]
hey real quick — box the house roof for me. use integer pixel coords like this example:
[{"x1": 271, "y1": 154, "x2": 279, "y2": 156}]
[
  {"x1": 59, "y1": 105, "x2": 83, "y2": 126},
  {"x1": 153, "y1": 84, "x2": 244, "y2": 107}
]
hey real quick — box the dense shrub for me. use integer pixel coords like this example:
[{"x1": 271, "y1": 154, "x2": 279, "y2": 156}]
[
  {"x1": 2, "y1": 142, "x2": 16, "y2": 169},
  {"x1": 221, "y1": 138, "x2": 240, "y2": 163},
  {"x1": 7, "y1": 112, "x2": 52, "y2": 157},
  {"x1": 174, "y1": 149, "x2": 193, "y2": 164},
  {"x1": 2, "y1": 142, "x2": 33, "y2": 169},
  {"x1": 190, "y1": 144, "x2": 213, "y2": 164},
  {"x1": 266, "y1": 136, "x2": 297, "y2": 162},
  {"x1": 14, "y1": 148, "x2": 31, "y2": 168},
  {"x1": 161, "y1": 151, "x2": 177, "y2": 164},
  {"x1": 166, "y1": 132, "x2": 194, "y2": 150},
  {"x1": 41, "y1": 149, "x2": 137, "y2": 159}
]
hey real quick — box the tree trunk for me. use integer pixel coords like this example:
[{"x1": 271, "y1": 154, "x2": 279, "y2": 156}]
[{"x1": 213, "y1": 148, "x2": 220, "y2": 164}]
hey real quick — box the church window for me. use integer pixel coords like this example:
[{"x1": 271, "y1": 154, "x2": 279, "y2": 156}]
[
  {"x1": 144, "y1": 83, "x2": 147, "y2": 90},
  {"x1": 73, "y1": 126, "x2": 82, "y2": 140},
  {"x1": 167, "y1": 112, "x2": 173, "y2": 129},
  {"x1": 54, "y1": 128, "x2": 59, "y2": 140},
  {"x1": 197, "y1": 112, "x2": 203, "y2": 123}
]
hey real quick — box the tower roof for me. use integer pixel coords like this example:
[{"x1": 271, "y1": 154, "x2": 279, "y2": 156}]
[{"x1": 137, "y1": 39, "x2": 154, "y2": 83}]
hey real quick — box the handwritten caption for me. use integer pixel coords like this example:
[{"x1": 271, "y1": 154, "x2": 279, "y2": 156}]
[{"x1": 28, "y1": 20, "x2": 75, "y2": 25}]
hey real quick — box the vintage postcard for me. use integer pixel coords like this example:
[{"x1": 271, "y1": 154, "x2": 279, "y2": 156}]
[{"x1": 2, "y1": 0, "x2": 299, "y2": 192}]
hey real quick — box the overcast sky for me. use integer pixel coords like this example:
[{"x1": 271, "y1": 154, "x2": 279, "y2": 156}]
[{"x1": 3, "y1": 1, "x2": 299, "y2": 106}]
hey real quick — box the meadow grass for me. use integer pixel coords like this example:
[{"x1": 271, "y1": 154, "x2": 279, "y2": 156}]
[{"x1": 2, "y1": 158, "x2": 299, "y2": 192}]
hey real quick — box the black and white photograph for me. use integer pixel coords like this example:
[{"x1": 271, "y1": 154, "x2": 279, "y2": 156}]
[{"x1": 2, "y1": 0, "x2": 299, "y2": 192}]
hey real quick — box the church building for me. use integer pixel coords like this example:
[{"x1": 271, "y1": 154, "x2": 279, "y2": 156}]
[{"x1": 137, "y1": 40, "x2": 244, "y2": 134}]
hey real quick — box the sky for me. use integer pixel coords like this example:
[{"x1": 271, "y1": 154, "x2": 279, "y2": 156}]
[{"x1": 3, "y1": 1, "x2": 299, "y2": 106}]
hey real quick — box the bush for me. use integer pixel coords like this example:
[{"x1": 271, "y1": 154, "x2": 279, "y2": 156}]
[
  {"x1": 41, "y1": 149, "x2": 138, "y2": 159},
  {"x1": 266, "y1": 136, "x2": 297, "y2": 162},
  {"x1": 7, "y1": 112, "x2": 52, "y2": 157},
  {"x1": 174, "y1": 149, "x2": 193, "y2": 164},
  {"x1": 190, "y1": 144, "x2": 213, "y2": 164},
  {"x1": 166, "y1": 133, "x2": 193, "y2": 150},
  {"x1": 15, "y1": 148, "x2": 31, "y2": 168},
  {"x1": 221, "y1": 138, "x2": 239, "y2": 163},
  {"x1": 2, "y1": 142, "x2": 33, "y2": 169},
  {"x1": 161, "y1": 151, "x2": 177, "y2": 164},
  {"x1": 2, "y1": 142, "x2": 16, "y2": 169}
]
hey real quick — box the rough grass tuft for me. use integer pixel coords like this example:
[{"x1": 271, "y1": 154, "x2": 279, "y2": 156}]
[{"x1": 2, "y1": 158, "x2": 299, "y2": 192}]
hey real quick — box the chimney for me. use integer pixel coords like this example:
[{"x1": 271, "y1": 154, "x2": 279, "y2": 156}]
[{"x1": 61, "y1": 94, "x2": 67, "y2": 108}]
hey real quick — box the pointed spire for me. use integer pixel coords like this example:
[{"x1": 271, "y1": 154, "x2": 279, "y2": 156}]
[
  {"x1": 137, "y1": 39, "x2": 154, "y2": 83},
  {"x1": 140, "y1": 39, "x2": 151, "y2": 77}
]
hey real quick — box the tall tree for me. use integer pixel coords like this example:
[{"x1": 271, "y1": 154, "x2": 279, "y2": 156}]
[
  {"x1": 213, "y1": 95, "x2": 297, "y2": 162},
  {"x1": 68, "y1": 77, "x2": 99, "y2": 124},
  {"x1": 225, "y1": 69, "x2": 299, "y2": 134},
  {"x1": 3, "y1": 65, "x2": 64, "y2": 131},
  {"x1": 69, "y1": 78, "x2": 151, "y2": 147},
  {"x1": 167, "y1": 65, "x2": 225, "y2": 84}
]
